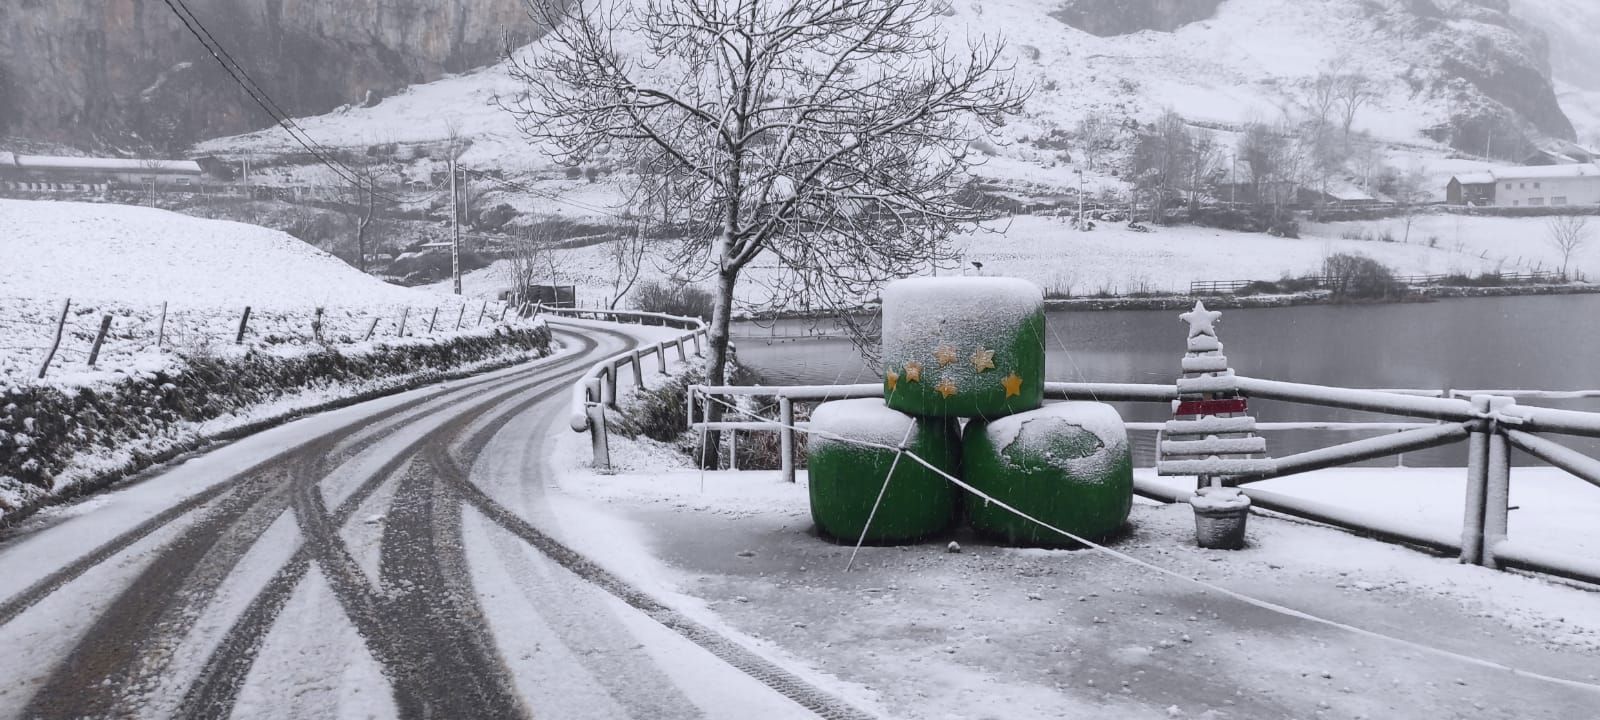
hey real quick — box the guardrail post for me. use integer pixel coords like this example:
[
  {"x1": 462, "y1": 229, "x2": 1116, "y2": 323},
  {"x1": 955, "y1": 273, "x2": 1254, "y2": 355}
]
[
  {"x1": 692, "y1": 331, "x2": 703, "y2": 356},
  {"x1": 1459, "y1": 395, "x2": 1492, "y2": 565},
  {"x1": 675, "y1": 338, "x2": 688, "y2": 362},
  {"x1": 656, "y1": 342, "x2": 669, "y2": 373},
  {"x1": 1481, "y1": 397, "x2": 1515, "y2": 569},
  {"x1": 603, "y1": 365, "x2": 618, "y2": 408},
  {"x1": 779, "y1": 397, "x2": 795, "y2": 483},
  {"x1": 586, "y1": 403, "x2": 611, "y2": 470},
  {"x1": 630, "y1": 350, "x2": 645, "y2": 387},
  {"x1": 728, "y1": 427, "x2": 738, "y2": 471}
]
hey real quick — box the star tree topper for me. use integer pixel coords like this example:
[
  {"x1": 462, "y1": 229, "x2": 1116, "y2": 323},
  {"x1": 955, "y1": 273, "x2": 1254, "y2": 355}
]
[{"x1": 1180, "y1": 300, "x2": 1222, "y2": 339}]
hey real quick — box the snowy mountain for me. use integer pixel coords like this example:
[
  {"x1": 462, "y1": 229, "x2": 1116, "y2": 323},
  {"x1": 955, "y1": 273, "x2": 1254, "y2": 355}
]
[{"x1": 192, "y1": 0, "x2": 1586, "y2": 191}]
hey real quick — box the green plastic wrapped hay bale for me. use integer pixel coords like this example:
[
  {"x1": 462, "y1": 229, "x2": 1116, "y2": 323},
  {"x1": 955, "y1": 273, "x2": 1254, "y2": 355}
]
[
  {"x1": 807, "y1": 399, "x2": 961, "y2": 543},
  {"x1": 881, "y1": 277, "x2": 1045, "y2": 419},
  {"x1": 963, "y1": 402, "x2": 1133, "y2": 547}
]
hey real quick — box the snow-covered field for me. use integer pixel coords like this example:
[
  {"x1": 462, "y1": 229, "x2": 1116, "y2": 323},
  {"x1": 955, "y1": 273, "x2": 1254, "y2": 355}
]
[
  {"x1": 432, "y1": 213, "x2": 1532, "y2": 306},
  {"x1": 0, "y1": 199, "x2": 483, "y2": 386}
]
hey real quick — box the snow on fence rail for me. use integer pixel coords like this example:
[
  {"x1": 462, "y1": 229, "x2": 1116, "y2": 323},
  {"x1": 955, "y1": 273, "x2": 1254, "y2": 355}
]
[
  {"x1": 546, "y1": 306, "x2": 709, "y2": 469},
  {"x1": 3, "y1": 296, "x2": 524, "y2": 384},
  {"x1": 671, "y1": 376, "x2": 1600, "y2": 586}
]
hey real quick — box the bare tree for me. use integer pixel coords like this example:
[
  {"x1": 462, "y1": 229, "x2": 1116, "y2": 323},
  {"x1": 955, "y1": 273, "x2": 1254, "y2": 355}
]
[
  {"x1": 1389, "y1": 164, "x2": 1430, "y2": 244},
  {"x1": 1074, "y1": 110, "x2": 1120, "y2": 172},
  {"x1": 1336, "y1": 73, "x2": 1376, "y2": 146},
  {"x1": 606, "y1": 226, "x2": 648, "y2": 309},
  {"x1": 506, "y1": 0, "x2": 1026, "y2": 464},
  {"x1": 502, "y1": 226, "x2": 557, "y2": 307},
  {"x1": 1237, "y1": 120, "x2": 1302, "y2": 222},
  {"x1": 1131, "y1": 109, "x2": 1196, "y2": 222},
  {"x1": 1547, "y1": 215, "x2": 1590, "y2": 279}
]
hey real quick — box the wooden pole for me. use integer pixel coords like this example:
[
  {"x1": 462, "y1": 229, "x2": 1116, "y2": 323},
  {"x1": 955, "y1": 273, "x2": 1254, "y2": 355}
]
[
  {"x1": 156, "y1": 301, "x2": 168, "y2": 348},
  {"x1": 86, "y1": 314, "x2": 113, "y2": 368},
  {"x1": 426, "y1": 307, "x2": 439, "y2": 334},
  {"x1": 234, "y1": 306, "x2": 252, "y2": 344},
  {"x1": 476, "y1": 300, "x2": 488, "y2": 327},
  {"x1": 312, "y1": 307, "x2": 324, "y2": 342},
  {"x1": 780, "y1": 397, "x2": 796, "y2": 483},
  {"x1": 364, "y1": 317, "x2": 380, "y2": 341},
  {"x1": 454, "y1": 304, "x2": 467, "y2": 331},
  {"x1": 397, "y1": 307, "x2": 409, "y2": 337},
  {"x1": 37, "y1": 298, "x2": 71, "y2": 379},
  {"x1": 498, "y1": 303, "x2": 510, "y2": 324}
]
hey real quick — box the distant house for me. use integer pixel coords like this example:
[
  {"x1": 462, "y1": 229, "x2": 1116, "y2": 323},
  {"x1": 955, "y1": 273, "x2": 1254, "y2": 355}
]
[
  {"x1": 1522, "y1": 141, "x2": 1597, "y2": 166},
  {"x1": 0, "y1": 153, "x2": 212, "y2": 191},
  {"x1": 1445, "y1": 163, "x2": 1600, "y2": 207}
]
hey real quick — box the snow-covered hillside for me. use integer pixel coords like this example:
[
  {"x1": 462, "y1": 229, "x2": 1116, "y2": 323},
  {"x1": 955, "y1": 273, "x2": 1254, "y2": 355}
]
[
  {"x1": 0, "y1": 200, "x2": 436, "y2": 309},
  {"x1": 200, "y1": 0, "x2": 1580, "y2": 196}
]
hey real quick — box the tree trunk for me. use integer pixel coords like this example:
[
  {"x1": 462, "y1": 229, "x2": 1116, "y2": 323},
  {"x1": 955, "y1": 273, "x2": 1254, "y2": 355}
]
[{"x1": 698, "y1": 267, "x2": 739, "y2": 469}]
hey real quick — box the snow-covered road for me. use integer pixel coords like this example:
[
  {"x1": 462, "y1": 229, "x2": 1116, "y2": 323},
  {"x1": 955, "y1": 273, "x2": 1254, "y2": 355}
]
[{"x1": 0, "y1": 323, "x2": 852, "y2": 719}]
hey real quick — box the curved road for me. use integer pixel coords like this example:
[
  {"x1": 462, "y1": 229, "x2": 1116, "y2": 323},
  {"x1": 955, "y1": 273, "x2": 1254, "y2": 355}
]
[{"x1": 0, "y1": 323, "x2": 866, "y2": 720}]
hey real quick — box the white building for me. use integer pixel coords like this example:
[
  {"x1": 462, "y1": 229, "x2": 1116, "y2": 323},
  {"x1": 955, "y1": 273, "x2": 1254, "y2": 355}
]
[{"x1": 1462, "y1": 163, "x2": 1600, "y2": 208}]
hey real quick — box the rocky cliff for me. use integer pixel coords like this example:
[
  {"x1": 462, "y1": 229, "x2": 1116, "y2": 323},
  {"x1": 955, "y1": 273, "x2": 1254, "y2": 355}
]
[{"x1": 0, "y1": 0, "x2": 535, "y2": 152}]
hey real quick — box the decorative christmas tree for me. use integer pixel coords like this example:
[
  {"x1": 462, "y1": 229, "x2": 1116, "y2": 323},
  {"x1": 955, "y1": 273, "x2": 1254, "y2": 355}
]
[{"x1": 1157, "y1": 301, "x2": 1275, "y2": 488}]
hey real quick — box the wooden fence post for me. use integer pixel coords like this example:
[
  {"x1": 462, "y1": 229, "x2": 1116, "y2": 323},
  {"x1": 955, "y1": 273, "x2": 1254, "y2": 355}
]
[
  {"x1": 364, "y1": 317, "x2": 380, "y2": 341},
  {"x1": 312, "y1": 307, "x2": 324, "y2": 342},
  {"x1": 396, "y1": 307, "x2": 409, "y2": 337},
  {"x1": 156, "y1": 301, "x2": 168, "y2": 348},
  {"x1": 234, "y1": 306, "x2": 252, "y2": 344},
  {"x1": 675, "y1": 338, "x2": 687, "y2": 362},
  {"x1": 630, "y1": 350, "x2": 645, "y2": 387},
  {"x1": 476, "y1": 300, "x2": 488, "y2": 327},
  {"x1": 780, "y1": 397, "x2": 796, "y2": 483},
  {"x1": 498, "y1": 303, "x2": 510, "y2": 324},
  {"x1": 87, "y1": 314, "x2": 113, "y2": 368},
  {"x1": 426, "y1": 307, "x2": 439, "y2": 334},
  {"x1": 454, "y1": 304, "x2": 466, "y2": 331},
  {"x1": 37, "y1": 298, "x2": 71, "y2": 379},
  {"x1": 655, "y1": 341, "x2": 668, "y2": 373}
]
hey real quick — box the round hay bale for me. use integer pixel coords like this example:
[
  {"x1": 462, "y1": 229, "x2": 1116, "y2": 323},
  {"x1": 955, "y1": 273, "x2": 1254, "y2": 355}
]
[
  {"x1": 807, "y1": 399, "x2": 961, "y2": 543},
  {"x1": 881, "y1": 277, "x2": 1044, "y2": 418},
  {"x1": 962, "y1": 402, "x2": 1132, "y2": 547}
]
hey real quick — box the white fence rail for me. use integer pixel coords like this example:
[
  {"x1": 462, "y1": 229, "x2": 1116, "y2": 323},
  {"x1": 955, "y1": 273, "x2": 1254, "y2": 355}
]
[
  {"x1": 677, "y1": 377, "x2": 1600, "y2": 586},
  {"x1": 545, "y1": 306, "x2": 709, "y2": 469}
]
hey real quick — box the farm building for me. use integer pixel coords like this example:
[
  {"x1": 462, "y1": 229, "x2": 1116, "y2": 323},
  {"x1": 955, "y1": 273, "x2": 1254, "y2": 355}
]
[
  {"x1": 1446, "y1": 163, "x2": 1600, "y2": 207},
  {"x1": 0, "y1": 153, "x2": 218, "y2": 191}
]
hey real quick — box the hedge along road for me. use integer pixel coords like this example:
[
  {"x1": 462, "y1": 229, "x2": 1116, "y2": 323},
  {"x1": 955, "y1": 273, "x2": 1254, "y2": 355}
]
[{"x1": 0, "y1": 322, "x2": 863, "y2": 720}]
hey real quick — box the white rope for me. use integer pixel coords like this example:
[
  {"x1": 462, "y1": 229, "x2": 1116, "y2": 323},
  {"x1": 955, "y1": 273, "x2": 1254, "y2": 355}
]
[
  {"x1": 845, "y1": 422, "x2": 918, "y2": 572},
  {"x1": 696, "y1": 393, "x2": 1600, "y2": 694}
]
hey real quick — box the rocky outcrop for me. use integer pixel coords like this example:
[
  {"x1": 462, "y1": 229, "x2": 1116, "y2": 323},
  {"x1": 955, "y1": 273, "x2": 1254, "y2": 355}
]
[
  {"x1": 1049, "y1": 0, "x2": 1225, "y2": 36},
  {"x1": 0, "y1": 0, "x2": 536, "y2": 151}
]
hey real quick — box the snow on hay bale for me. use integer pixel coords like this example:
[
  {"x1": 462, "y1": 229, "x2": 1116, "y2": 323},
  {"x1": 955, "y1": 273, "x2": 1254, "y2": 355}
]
[
  {"x1": 806, "y1": 399, "x2": 960, "y2": 543},
  {"x1": 881, "y1": 277, "x2": 1045, "y2": 418},
  {"x1": 962, "y1": 402, "x2": 1132, "y2": 547}
]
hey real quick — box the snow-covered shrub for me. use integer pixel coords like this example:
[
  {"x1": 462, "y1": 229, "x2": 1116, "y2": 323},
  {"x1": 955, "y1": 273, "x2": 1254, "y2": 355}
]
[
  {"x1": 1322, "y1": 253, "x2": 1401, "y2": 299},
  {"x1": 630, "y1": 280, "x2": 714, "y2": 320},
  {"x1": 0, "y1": 325, "x2": 551, "y2": 519}
]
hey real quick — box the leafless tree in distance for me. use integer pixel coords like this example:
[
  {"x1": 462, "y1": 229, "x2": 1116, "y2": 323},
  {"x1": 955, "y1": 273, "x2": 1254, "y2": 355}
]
[
  {"x1": 1547, "y1": 215, "x2": 1590, "y2": 279},
  {"x1": 504, "y1": 0, "x2": 1027, "y2": 465}
]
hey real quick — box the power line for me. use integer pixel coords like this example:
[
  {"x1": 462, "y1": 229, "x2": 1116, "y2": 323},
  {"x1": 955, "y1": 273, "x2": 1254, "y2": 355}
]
[
  {"x1": 160, "y1": 0, "x2": 438, "y2": 204},
  {"x1": 160, "y1": 0, "x2": 631, "y2": 217}
]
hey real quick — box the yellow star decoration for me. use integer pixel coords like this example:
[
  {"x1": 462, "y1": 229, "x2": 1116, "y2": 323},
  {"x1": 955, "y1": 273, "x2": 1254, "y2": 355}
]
[
  {"x1": 886, "y1": 369, "x2": 899, "y2": 391},
  {"x1": 933, "y1": 344, "x2": 959, "y2": 367},
  {"x1": 970, "y1": 347, "x2": 996, "y2": 373},
  {"x1": 903, "y1": 361, "x2": 923, "y2": 382},
  {"x1": 1001, "y1": 371, "x2": 1024, "y2": 399},
  {"x1": 936, "y1": 377, "x2": 959, "y2": 399}
]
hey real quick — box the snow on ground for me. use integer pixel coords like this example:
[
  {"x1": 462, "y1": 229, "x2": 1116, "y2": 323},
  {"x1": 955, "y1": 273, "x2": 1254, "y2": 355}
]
[
  {"x1": 0, "y1": 199, "x2": 433, "y2": 308},
  {"x1": 0, "y1": 199, "x2": 495, "y2": 386},
  {"x1": 548, "y1": 426, "x2": 1600, "y2": 719},
  {"x1": 436, "y1": 213, "x2": 1512, "y2": 306},
  {"x1": 1308, "y1": 213, "x2": 1600, "y2": 278}
]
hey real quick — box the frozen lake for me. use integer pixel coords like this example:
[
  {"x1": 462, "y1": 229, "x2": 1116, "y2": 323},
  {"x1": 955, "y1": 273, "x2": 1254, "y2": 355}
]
[{"x1": 733, "y1": 293, "x2": 1600, "y2": 467}]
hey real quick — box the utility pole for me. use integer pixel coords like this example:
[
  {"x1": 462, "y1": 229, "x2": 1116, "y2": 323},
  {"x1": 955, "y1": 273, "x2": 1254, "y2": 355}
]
[
  {"x1": 1074, "y1": 167, "x2": 1085, "y2": 231},
  {"x1": 450, "y1": 160, "x2": 462, "y2": 295}
]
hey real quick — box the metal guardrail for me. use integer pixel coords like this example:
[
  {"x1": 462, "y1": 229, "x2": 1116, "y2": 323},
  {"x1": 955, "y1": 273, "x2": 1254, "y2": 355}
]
[
  {"x1": 544, "y1": 306, "x2": 709, "y2": 469},
  {"x1": 683, "y1": 377, "x2": 1600, "y2": 586}
]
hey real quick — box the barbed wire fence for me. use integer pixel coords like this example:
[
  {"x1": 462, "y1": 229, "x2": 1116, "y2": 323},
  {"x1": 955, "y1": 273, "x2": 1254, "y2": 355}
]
[{"x1": 7, "y1": 296, "x2": 527, "y2": 382}]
